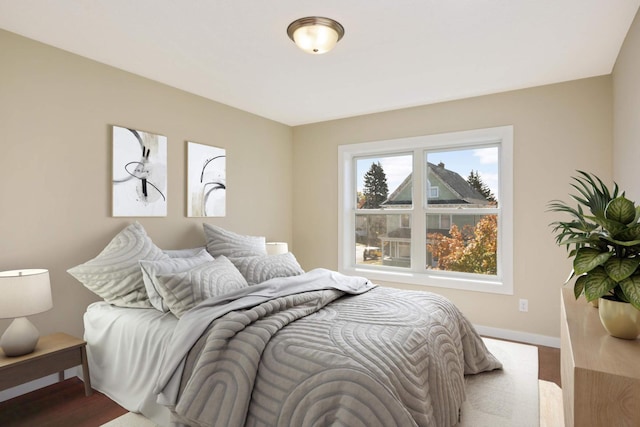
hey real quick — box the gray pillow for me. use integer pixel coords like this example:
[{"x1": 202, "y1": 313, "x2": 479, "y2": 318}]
[
  {"x1": 155, "y1": 255, "x2": 249, "y2": 318},
  {"x1": 163, "y1": 247, "x2": 207, "y2": 258},
  {"x1": 140, "y1": 248, "x2": 213, "y2": 312},
  {"x1": 230, "y1": 252, "x2": 304, "y2": 285},
  {"x1": 67, "y1": 222, "x2": 167, "y2": 308},
  {"x1": 203, "y1": 223, "x2": 266, "y2": 258}
]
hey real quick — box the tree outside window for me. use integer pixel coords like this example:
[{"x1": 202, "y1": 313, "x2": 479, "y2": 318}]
[{"x1": 362, "y1": 162, "x2": 388, "y2": 209}]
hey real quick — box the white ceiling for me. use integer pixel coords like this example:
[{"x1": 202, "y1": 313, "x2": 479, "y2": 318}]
[{"x1": 1, "y1": 1, "x2": 638, "y2": 126}]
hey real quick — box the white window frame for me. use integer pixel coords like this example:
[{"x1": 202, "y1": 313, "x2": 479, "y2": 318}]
[{"x1": 338, "y1": 126, "x2": 513, "y2": 295}]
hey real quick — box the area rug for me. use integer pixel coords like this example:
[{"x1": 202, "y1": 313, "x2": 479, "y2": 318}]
[
  {"x1": 101, "y1": 338, "x2": 553, "y2": 427},
  {"x1": 457, "y1": 337, "x2": 539, "y2": 426},
  {"x1": 101, "y1": 412, "x2": 156, "y2": 427}
]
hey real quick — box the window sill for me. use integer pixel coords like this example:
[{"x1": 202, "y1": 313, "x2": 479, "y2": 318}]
[{"x1": 341, "y1": 266, "x2": 513, "y2": 295}]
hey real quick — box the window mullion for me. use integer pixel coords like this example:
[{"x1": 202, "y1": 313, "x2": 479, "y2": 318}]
[{"x1": 412, "y1": 148, "x2": 426, "y2": 273}]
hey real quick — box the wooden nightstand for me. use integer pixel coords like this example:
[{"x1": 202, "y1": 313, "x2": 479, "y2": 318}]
[{"x1": 0, "y1": 332, "x2": 92, "y2": 396}]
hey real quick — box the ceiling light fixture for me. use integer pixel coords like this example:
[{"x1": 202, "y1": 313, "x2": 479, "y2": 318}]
[{"x1": 287, "y1": 16, "x2": 345, "y2": 54}]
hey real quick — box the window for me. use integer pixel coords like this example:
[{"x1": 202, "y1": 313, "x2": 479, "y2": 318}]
[
  {"x1": 427, "y1": 181, "x2": 439, "y2": 199},
  {"x1": 338, "y1": 126, "x2": 513, "y2": 295}
]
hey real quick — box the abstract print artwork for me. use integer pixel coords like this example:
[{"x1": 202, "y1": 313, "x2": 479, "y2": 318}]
[
  {"x1": 187, "y1": 141, "x2": 226, "y2": 217},
  {"x1": 112, "y1": 126, "x2": 167, "y2": 217}
]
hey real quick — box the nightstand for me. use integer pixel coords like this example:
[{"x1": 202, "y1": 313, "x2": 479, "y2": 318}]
[{"x1": 0, "y1": 332, "x2": 92, "y2": 396}]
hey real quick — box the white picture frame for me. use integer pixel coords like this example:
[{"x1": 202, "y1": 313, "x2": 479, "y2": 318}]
[
  {"x1": 112, "y1": 126, "x2": 167, "y2": 217},
  {"x1": 187, "y1": 141, "x2": 226, "y2": 217}
]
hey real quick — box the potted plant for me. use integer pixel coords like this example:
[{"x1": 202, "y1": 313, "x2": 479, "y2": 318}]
[{"x1": 548, "y1": 171, "x2": 640, "y2": 339}]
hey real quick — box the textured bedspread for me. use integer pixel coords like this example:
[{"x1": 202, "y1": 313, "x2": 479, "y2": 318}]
[{"x1": 155, "y1": 269, "x2": 501, "y2": 427}]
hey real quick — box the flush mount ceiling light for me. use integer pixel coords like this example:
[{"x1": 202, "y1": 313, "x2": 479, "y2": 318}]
[{"x1": 287, "y1": 16, "x2": 345, "y2": 54}]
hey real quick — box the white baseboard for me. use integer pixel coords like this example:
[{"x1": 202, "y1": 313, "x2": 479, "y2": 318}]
[
  {"x1": 0, "y1": 366, "x2": 82, "y2": 403},
  {"x1": 475, "y1": 324, "x2": 561, "y2": 348}
]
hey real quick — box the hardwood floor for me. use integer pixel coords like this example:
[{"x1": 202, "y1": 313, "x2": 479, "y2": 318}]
[
  {"x1": 0, "y1": 377, "x2": 126, "y2": 427},
  {"x1": 0, "y1": 342, "x2": 560, "y2": 426},
  {"x1": 538, "y1": 343, "x2": 561, "y2": 386}
]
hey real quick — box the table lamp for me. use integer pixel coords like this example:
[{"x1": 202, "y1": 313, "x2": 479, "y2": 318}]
[
  {"x1": 266, "y1": 242, "x2": 289, "y2": 255},
  {"x1": 0, "y1": 269, "x2": 53, "y2": 357}
]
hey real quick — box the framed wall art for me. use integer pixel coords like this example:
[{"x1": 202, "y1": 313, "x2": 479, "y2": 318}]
[
  {"x1": 112, "y1": 125, "x2": 167, "y2": 217},
  {"x1": 187, "y1": 141, "x2": 226, "y2": 217}
]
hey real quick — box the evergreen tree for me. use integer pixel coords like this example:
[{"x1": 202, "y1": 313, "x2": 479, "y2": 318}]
[
  {"x1": 363, "y1": 162, "x2": 389, "y2": 208},
  {"x1": 467, "y1": 170, "x2": 497, "y2": 203}
]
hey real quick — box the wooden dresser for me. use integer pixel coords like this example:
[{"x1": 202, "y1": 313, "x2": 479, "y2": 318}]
[{"x1": 561, "y1": 288, "x2": 640, "y2": 427}]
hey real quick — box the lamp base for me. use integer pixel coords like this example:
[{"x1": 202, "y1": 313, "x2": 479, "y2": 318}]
[{"x1": 1, "y1": 317, "x2": 40, "y2": 357}]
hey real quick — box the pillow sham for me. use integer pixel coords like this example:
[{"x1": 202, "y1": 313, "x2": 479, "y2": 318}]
[
  {"x1": 203, "y1": 223, "x2": 266, "y2": 258},
  {"x1": 155, "y1": 255, "x2": 248, "y2": 318},
  {"x1": 67, "y1": 222, "x2": 167, "y2": 308},
  {"x1": 163, "y1": 247, "x2": 207, "y2": 258},
  {"x1": 140, "y1": 248, "x2": 214, "y2": 312},
  {"x1": 230, "y1": 252, "x2": 304, "y2": 285}
]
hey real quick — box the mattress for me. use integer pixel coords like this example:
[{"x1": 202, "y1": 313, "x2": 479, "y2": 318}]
[{"x1": 83, "y1": 301, "x2": 176, "y2": 425}]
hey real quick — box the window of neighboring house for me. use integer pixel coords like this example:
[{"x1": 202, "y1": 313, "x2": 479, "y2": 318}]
[
  {"x1": 338, "y1": 126, "x2": 513, "y2": 295},
  {"x1": 428, "y1": 186, "x2": 439, "y2": 199}
]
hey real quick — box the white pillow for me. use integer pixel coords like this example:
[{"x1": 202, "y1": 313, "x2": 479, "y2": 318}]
[
  {"x1": 203, "y1": 223, "x2": 266, "y2": 258},
  {"x1": 155, "y1": 255, "x2": 249, "y2": 318},
  {"x1": 139, "y1": 249, "x2": 213, "y2": 312},
  {"x1": 230, "y1": 252, "x2": 304, "y2": 285},
  {"x1": 67, "y1": 222, "x2": 167, "y2": 308},
  {"x1": 163, "y1": 247, "x2": 207, "y2": 258}
]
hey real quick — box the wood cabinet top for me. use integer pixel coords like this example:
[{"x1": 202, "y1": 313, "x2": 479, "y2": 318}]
[{"x1": 562, "y1": 288, "x2": 640, "y2": 379}]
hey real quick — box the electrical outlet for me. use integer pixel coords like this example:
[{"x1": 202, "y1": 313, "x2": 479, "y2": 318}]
[{"x1": 519, "y1": 299, "x2": 528, "y2": 312}]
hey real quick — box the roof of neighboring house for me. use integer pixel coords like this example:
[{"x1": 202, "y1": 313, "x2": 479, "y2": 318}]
[
  {"x1": 383, "y1": 228, "x2": 412, "y2": 239},
  {"x1": 381, "y1": 162, "x2": 490, "y2": 207},
  {"x1": 380, "y1": 227, "x2": 450, "y2": 240}
]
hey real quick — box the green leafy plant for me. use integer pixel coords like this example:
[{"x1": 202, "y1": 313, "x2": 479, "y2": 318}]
[{"x1": 548, "y1": 171, "x2": 640, "y2": 310}]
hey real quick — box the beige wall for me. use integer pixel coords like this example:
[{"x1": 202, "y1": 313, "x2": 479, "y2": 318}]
[
  {"x1": 292, "y1": 77, "x2": 613, "y2": 340},
  {"x1": 0, "y1": 30, "x2": 293, "y2": 338},
  {"x1": 613, "y1": 9, "x2": 640, "y2": 200},
  {"x1": 0, "y1": 26, "x2": 619, "y2": 343}
]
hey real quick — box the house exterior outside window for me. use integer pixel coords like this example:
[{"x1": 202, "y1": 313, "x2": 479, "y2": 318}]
[
  {"x1": 338, "y1": 126, "x2": 513, "y2": 295},
  {"x1": 380, "y1": 161, "x2": 493, "y2": 269}
]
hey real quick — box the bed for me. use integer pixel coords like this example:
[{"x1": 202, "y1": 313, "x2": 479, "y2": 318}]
[
  {"x1": 72, "y1": 222, "x2": 502, "y2": 427},
  {"x1": 83, "y1": 301, "x2": 177, "y2": 425}
]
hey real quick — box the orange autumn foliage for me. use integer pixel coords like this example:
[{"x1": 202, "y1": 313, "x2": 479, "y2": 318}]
[{"x1": 427, "y1": 215, "x2": 497, "y2": 275}]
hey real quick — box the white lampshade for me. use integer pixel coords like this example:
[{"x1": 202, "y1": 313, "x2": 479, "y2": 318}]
[
  {"x1": 0, "y1": 269, "x2": 53, "y2": 356},
  {"x1": 287, "y1": 17, "x2": 345, "y2": 54},
  {"x1": 0, "y1": 269, "x2": 52, "y2": 318},
  {"x1": 266, "y1": 242, "x2": 289, "y2": 255}
]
